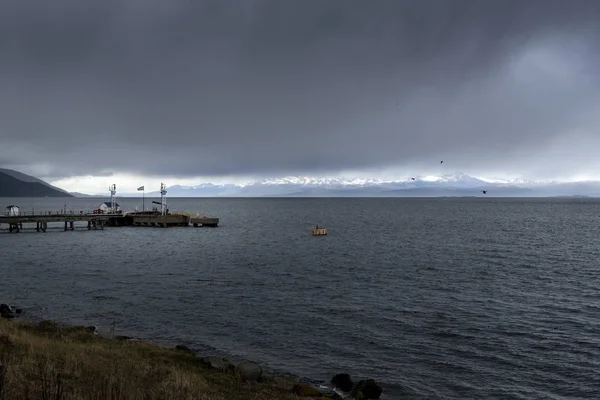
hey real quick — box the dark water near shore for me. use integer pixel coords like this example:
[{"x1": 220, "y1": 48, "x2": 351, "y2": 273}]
[{"x1": 1, "y1": 197, "x2": 600, "y2": 399}]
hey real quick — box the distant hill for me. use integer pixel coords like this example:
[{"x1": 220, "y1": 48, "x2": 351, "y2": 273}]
[
  {"x1": 0, "y1": 168, "x2": 73, "y2": 197},
  {"x1": 136, "y1": 174, "x2": 600, "y2": 197},
  {"x1": 69, "y1": 192, "x2": 99, "y2": 197}
]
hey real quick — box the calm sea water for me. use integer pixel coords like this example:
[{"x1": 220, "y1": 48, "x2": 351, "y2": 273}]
[{"x1": 1, "y1": 197, "x2": 599, "y2": 399}]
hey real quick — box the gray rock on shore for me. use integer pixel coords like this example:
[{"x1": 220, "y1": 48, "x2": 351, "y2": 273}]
[
  {"x1": 199, "y1": 356, "x2": 235, "y2": 373},
  {"x1": 235, "y1": 360, "x2": 262, "y2": 382},
  {"x1": 0, "y1": 303, "x2": 22, "y2": 319},
  {"x1": 84, "y1": 325, "x2": 97, "y2": 334},
  {"x1": 331, "y1": 374, "x2": 383, "y2": 399},
  {"x1": 174, "y1": 344, "x2": 195, "y2": 355},
  {"x1": 331, "y1": 373, "x2": 354, "y2": 392},
  {"x1": 198, "y1": 357, "x2": 262, "y2": 382},
  {"x1": 350, "y1": 379, "x2": 383, "y2": 399}
]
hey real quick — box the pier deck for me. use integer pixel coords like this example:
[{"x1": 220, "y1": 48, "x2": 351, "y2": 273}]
[
  {"x1": 0, "y1": 212, "x2": 118, "y2": 232},
  {"x1": 190, "y1": 217, "x2": 219, "y2": 227},
  {"x1": 1, "y1": 211, "x2": 219, "y2": 232}
]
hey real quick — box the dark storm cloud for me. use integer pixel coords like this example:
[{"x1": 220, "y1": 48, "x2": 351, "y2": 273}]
[{"x1": 1, "y1": 0, "x2": 600, "y2": 180}]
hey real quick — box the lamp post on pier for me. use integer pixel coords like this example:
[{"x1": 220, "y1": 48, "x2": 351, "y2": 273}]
[{"x1": 109, "y1": 184, "x2": 117, "y2": 213}]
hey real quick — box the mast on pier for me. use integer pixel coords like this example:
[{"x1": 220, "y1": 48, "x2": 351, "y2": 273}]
[
  {"x1": 160, "y1": 183, "x2": 167, "y2": 215},
  {"x1": 109, "y1": 184, "x2": 117, "y2": 213}
]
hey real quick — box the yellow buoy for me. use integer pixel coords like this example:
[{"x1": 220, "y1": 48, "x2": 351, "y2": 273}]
[{"x1": 312, "y1": 227, "x2": 328, "y2": 236}]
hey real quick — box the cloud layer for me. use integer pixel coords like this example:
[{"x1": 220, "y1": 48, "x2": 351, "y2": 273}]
[{"x1": 1, "y1": 0, "x2": 600, "y2": 182}]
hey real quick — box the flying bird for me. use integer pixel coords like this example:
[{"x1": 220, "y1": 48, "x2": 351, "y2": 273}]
[
  {"x1": 482, "y1": 190, "x2": 487, "y2": 194},
  {"x1": 440, "y1": 161, "x2": 443, "y2": 164},
  {"x1": 411, "y1": 177, "x2": 415, "y2": 181}
]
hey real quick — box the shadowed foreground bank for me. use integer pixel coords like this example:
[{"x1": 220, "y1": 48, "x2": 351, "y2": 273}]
[{"x1": 0, "y1": 319, "x2": 335, "y2": 400}]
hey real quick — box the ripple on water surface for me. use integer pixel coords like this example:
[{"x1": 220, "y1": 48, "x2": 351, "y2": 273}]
[{"x1": 2, "y1": 197, "x2": 600, "y2": 399}]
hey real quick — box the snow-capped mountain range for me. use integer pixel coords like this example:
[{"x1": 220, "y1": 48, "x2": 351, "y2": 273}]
[{"x1": 111, "y1": 173, "x2": 600, "y2": 197}]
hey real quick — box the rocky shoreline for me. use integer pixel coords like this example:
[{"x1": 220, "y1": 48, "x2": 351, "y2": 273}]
[{"x1": 1, "y1": 302, "x2": 384, "y2": 399}]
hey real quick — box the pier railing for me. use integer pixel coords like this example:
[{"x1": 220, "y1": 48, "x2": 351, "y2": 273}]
[
  {"x1": 2, "y1": 210, "x2": 122, "y2": 217},
  {"x1": 2, "y1": 210, "x2": 201, "y2": 218}
]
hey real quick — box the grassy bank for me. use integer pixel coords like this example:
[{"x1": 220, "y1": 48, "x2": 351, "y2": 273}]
[{"x1": 0, "y1": 319, "x2": 332, "y2": 400}]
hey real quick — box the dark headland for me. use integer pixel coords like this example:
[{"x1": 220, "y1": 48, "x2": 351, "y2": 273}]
[{"x1": 0, "y1": 169, "x2": 73, "y2": 198}]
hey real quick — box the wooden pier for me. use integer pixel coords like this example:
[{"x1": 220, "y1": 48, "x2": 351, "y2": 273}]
[
  {"x1": 1, "y1": 211, "x2": 219, "y2": 232},
  {"x1": 2, "y1": 184, "x2": 219, "y2": 233},
  {"x1": 0, "y1": 212, "x2": 115, "y2": 232}
]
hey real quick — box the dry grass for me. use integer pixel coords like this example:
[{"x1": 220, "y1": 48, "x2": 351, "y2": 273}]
[{"x1": 0, "y1": 319, "x2": 329, "y2": 400}]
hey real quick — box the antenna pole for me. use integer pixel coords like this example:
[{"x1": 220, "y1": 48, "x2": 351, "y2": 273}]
[
  {"x1": 160, "y1": 183, "x2": 167, "y2": 215},
  {"x1": 109, "y1": 184, "x2": 117, "y2": 213}
]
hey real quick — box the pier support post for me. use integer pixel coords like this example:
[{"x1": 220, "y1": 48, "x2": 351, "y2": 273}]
[
  {"x1": 36, "y1": 222, "x2": 40, "y2": 232},
  {"x1": 42, "y1": 222, "x2": 47, "y2": 232},
  {"x1": 87, "y1": 220, "x2": 91, "y2": 230},
  {"x1": 64, "y1": 221, "x2": 68, "y2": 231},
  {"x1": 69, "y1": 221, "x2": 74, "y2": 231}
]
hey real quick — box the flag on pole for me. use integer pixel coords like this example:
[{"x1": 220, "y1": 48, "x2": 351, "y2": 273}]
[{"x1": 137, "y1": 186, "x2": 144, "y2": 191}]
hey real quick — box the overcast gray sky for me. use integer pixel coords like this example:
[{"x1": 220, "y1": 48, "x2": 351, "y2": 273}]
[{"x1": 1, "y1": 0, "x2": 600, "y2": 190}]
